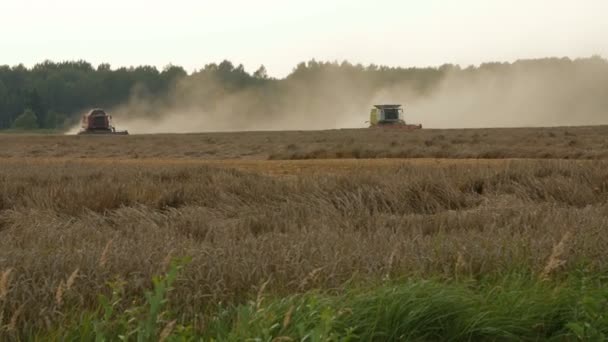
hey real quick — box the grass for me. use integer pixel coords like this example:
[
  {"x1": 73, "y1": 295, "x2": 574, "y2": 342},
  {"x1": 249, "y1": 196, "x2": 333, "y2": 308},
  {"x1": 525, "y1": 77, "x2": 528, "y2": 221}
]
[
  {"x1": 202, "y1": 275, "x2": 608, "y2": 341},
  {"x1": 35, "y1": 267, "x2": 608, "y2": 341},
  {"x1": 1, "y1": 147, "x2": 608, "y2": 339}
]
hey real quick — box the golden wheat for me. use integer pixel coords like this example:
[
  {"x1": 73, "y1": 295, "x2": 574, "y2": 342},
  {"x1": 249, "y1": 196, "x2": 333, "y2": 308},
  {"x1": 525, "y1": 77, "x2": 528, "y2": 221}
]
[
  {"x1": 1, "y1": 158, "x2": 607, "y2": 334},
  {"x1": 0, "y1": 269, "x2": 11, "y2": 300},
  {"x1": 283, "y1": 305, "x2": 295, "y2": 329},
  {"x1": 385, "y1": 245, "x2": 400, "y2": 280},
  {"x1": 299, "y1": 267, "x2": 325, "y2": 291},
  {"x1": 66, "y1": 269, "x2": 79, "y2": 291},
  {"x1": 256, "y1": 278, "x2": 272, "y2": 310},
  {"x1": 159, "y1": 320, "x2": 177, "y2": 342},
  {"x1": 541, "y1": 231, "x2": 573, "y2": 280},
  {"x1": 455, "y1": 252, "x2": 468, "y2": 276},
  {"x1": 99, "y1": 239, "x2": 113, "y2": 268},
  {"x1": 7, "y1": 304, "x2": 24, "y2": 332},
  {"x1": 55, "y1": 280, "x2": 65, "y2": 307}
]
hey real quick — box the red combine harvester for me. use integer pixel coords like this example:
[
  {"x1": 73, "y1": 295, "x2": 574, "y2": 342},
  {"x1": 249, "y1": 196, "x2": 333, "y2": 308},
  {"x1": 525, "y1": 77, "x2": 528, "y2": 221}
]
[{"x1": 77, "y1": 109, "x2": 128, "y2": 135}]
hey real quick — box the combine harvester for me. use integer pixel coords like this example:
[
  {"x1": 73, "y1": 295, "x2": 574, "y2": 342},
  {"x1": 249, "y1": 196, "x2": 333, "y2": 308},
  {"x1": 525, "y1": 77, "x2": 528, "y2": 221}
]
[
  {"x1": 77, "y1": 108, "x2": 129, "y2": 135},
  {"x1": 368, "y1": 104, "x2": 422, "y2": 130}
]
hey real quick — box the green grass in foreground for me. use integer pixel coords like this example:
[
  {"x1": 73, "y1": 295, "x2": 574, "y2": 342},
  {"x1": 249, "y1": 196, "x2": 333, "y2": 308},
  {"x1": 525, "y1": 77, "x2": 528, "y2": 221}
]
[{"x1": 28, "y1": 262, "x2": 608, "y2": 341}]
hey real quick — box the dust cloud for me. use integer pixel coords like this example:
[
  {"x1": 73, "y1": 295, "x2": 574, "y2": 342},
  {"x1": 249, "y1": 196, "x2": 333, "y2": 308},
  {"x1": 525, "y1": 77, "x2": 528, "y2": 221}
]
[
  {"x1": 70, "y1": 57, "x2": 608, "y2": 134},
  {"x1": 395, "y1": 59, "x2": 608, "y2": 129}
]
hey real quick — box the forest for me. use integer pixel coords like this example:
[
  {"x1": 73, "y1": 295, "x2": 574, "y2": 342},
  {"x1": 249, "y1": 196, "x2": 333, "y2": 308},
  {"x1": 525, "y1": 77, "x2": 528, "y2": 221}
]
[{"x1": 0, "y1": 56, "x2": 607, "y2": 130}]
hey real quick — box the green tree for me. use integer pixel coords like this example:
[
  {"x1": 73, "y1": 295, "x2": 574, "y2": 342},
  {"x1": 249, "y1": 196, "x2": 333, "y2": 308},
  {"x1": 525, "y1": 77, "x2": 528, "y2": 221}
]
[
  {"x1": 25, "y1": 89, "x2": 46, "y2": 125},
  {"x1": 44, "y1": 110, "x2": 67, "y2": 129},
  {"x1": 253, "y1": 65, "x2": 268, "y2": 79},
  {"x1": 12, "y1": 108, "x2": 39, "y2": 130},
  {"x1": 97, "y1": 63, "x2": 111, "y2": 72},
  {"x1": 0, "y1": 80, "x2": 8, "y2": 127}
]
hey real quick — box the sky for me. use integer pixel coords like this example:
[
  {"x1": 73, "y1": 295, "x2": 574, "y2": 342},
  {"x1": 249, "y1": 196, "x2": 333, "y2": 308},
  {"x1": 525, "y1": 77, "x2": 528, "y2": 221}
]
[{"x1": 1, "y1": 0, "x2": 607, "y2": 77}]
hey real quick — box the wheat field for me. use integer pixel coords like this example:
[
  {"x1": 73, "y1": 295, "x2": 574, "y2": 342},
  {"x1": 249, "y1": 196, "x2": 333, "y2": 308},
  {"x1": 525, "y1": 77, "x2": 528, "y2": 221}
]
[
  {"x1": 1, "y1": 129, "x2": 608, "y2": 340},
  {"x1": 2, "y1": 125, "x2": 608, "y2": 160}
]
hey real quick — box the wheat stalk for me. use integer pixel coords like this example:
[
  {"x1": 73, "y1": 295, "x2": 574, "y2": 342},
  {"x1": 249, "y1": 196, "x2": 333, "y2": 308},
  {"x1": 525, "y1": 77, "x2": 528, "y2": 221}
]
[
  {"x1": 159, "y1": 319, "x2": 177, "y2": 342},
  {"x1": 256, "y1": 278, "x2": 271, "y2": 310},
  {"x1": 66, "y1": 268, "x2": 79, "y2": 291},
  {"x1": 541, "y1": 231, "x2": 572, "y2": 280},
  {"x1": 455, "y1": 251, "x2": 468, "y2": 275},
  {"x1": 282, "y1": 305, "x2": 295, "y2": 329},
  {"x1": 55, "y1": 280, "x2": 65, "y2": 307},
  {"x1": 161, "y1": 251, "x2": 173, "y2": 272},
  {"x1": 99, "y1": 239, "x2": 113, "y2": 268},
  {"x1": 7, "y1": 303, "x2": 25, "y2": 332},
  {"x1": 385, "y1": 244, "x2": 400, "y2": 280},
  {"x1": 53, "y1": 269, "x2": 80, "y2": 308},
  {"x1": 298, "y1": 267, "x2": 324, "y2": 291},
  {"x1": 0, "y1": 268, "x2": 12, "y2": 300}
]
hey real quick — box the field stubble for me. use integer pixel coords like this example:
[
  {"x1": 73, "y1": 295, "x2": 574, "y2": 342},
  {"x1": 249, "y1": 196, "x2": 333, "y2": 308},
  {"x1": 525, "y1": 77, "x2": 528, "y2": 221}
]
[{"x1": 1, "y1": 125, "x2": 608, "y2": 160}]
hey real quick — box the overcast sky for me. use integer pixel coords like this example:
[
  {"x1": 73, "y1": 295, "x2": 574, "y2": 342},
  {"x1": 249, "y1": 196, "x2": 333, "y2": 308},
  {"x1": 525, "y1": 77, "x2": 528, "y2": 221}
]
[{"x1": 1, "y1": 0, "x2": 607, "y2": 77}]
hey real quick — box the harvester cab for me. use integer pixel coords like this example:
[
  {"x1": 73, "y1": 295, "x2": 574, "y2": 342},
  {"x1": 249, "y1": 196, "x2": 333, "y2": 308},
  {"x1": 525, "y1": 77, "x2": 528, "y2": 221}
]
[
  {"x1": 369, "y1": 104, "x2": 422, "y2": 130},
  {"x1": 77, "y1": 108, "x2": 128, "y2": 135}
]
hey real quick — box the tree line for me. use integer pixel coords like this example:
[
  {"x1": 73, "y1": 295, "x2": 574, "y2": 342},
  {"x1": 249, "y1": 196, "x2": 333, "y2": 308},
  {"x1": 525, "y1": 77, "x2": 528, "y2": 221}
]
[
  {"x1": 0, "y1": 56, "x2": 606, "y2": 130},
  {"x1": 0, "y1": 61, "x2": 187, "y2": 129}
]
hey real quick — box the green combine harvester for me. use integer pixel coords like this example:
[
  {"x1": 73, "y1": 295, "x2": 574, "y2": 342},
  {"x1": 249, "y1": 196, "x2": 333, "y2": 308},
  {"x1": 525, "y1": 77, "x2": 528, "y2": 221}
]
[{"x1": 368, "y1": 104, "x2": 422, "y2": 130}]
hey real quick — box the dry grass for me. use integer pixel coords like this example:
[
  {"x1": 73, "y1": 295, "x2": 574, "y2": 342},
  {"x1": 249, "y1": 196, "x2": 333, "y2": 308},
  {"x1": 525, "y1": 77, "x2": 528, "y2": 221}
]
[
  {"x1": 1, "y1": 125, "x2": 608, "y2": 160},
  {"x1": 1, "y1": 157, "x2": 608, "y2": 333}
]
